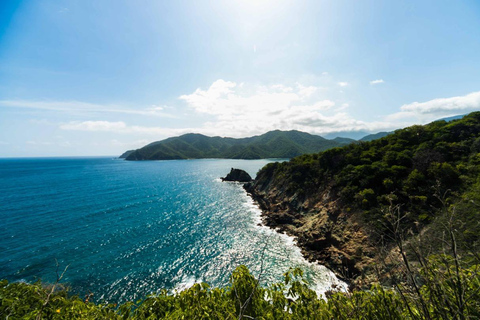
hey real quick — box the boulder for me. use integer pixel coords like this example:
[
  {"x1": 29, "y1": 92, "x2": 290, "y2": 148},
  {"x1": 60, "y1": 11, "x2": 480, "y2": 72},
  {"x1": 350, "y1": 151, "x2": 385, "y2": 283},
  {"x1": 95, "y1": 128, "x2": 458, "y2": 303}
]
[{"x1": 221, "y1": 168, "x2": 253, "y2": 182}]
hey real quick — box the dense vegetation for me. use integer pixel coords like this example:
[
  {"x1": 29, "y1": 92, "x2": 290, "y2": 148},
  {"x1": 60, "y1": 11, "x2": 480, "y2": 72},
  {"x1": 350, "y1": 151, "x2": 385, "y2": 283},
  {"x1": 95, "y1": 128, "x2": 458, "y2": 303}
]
[
  {"x1": 2, "y1": 254, "x2": 479, "y2": 319},
  {"x1": 255, "y1": 112, "x2": 480, "y2": 242},
  {"x1": 124, "y1": 130, "x2": 351, "y2": 160}
]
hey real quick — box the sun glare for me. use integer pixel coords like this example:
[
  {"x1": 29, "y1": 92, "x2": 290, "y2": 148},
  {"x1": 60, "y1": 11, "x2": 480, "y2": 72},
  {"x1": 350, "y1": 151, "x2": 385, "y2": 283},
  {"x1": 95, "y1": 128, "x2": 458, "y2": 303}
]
[{"x1": 233, "y1": 0, "x2": 291, "y2": 15}]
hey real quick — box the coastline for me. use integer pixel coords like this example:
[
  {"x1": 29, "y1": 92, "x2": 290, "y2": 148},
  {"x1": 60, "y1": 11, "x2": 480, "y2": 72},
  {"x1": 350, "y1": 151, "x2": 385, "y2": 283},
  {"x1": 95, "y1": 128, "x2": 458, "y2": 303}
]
[
  {"x1": 240, "y1": 188, "x2": 349, "y2": 295},
  {"x1": 243, "y1": 181, "x2": 375, "y2": 288}
]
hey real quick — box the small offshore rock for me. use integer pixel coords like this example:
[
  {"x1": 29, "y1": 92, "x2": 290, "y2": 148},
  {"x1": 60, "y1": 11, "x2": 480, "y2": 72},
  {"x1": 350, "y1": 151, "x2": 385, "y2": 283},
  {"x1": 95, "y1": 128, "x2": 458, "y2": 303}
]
[{"x1": 221, "y1": 168, "x2": 253, "y2": 182}]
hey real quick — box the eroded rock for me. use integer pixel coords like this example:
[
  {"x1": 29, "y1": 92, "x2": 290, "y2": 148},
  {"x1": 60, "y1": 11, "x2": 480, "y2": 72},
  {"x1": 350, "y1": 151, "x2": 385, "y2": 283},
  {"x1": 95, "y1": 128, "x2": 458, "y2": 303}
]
[{"x1": 221, "y1": 168, "x2": 253, "y2": 182}]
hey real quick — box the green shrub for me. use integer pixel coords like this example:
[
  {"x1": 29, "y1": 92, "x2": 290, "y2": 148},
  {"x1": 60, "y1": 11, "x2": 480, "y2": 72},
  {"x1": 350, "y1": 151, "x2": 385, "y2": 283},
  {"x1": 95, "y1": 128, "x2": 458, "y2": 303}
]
[{"x1": 2, "y1": 257, "x2": 479, "y2": 319}]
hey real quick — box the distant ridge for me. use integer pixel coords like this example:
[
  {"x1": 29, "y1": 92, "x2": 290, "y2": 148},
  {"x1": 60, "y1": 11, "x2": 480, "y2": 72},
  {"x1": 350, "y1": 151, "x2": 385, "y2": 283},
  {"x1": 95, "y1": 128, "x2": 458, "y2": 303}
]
[
  {"x1": 359, "y1": 131, "x2": 392, "y2": 142},
  {"x1": 332, "y1": 137, "x2": 356, "y2": 144},
  {"x1": 123, "y1": 130, "x2": 353, "y2": 160},
  {"x1": 436, "y1": 114, "x2": 466, "y2": 122},
  {"x1": 357, "y1": 114, "x2": 468, "y2": 142}
]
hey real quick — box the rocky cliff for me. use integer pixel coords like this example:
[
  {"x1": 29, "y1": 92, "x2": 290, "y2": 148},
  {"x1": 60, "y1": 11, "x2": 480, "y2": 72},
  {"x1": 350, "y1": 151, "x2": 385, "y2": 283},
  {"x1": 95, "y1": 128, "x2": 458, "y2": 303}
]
[{"x1": 244, "y1": 173, "x2": 375, "y2": 286}]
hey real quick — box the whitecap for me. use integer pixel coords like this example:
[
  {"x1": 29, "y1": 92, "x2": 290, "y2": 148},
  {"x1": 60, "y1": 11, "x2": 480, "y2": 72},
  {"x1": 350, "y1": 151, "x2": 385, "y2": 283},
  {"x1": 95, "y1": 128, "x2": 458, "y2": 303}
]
[
  {"x1": 241, "y1": 189, "x2": 349, "y2": 297},
  {"x1": 174, "y1": 275, "x2": 203, "y2": 292}
]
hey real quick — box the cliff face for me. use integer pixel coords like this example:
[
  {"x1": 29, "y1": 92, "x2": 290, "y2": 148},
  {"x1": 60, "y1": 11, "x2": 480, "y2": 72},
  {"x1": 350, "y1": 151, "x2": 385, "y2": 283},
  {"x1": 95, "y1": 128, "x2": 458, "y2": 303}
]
[{"x1": 244, "y1": 170, "x2": 375, "y2": 285}]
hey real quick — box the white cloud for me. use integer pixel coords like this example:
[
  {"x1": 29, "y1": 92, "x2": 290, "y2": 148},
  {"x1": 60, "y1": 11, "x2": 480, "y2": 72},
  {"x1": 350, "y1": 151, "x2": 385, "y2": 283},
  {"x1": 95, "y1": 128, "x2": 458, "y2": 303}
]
[
  {"x1": 401, "y1": 91, "x2": 480, "y2": 114},
  {"x1": 45, "y1": 80, "x2": 480, "y2": 143},
  {"x1": 338, "y1": 82, "x2": 349, "y2": 87},
  {"x1": 61, "y1": 121, "x2": 127, "y2": 132},
  {"x1": 370, "y1": 79, "x2": 384, "y2": 85},
  {"x1": 386, "y1": 91, "x2": 480, "y2": 123},
  {"x1": 178, "y1": 79, "x2": 395, "y2": 137},
  {"x1": 297, "y1": 84, "x2": 318, "y2": 97},
  {"x1": 180, "y1": 80, "x2": 305, "y2": 118},
  {"x1": 0, "y1": 100, "x2": 177, "y2": 118}
]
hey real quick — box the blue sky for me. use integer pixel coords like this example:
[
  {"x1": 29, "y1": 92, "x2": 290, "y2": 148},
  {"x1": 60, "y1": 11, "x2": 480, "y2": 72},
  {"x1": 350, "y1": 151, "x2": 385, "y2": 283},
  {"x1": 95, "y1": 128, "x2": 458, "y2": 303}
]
[{"x1": 1, "y1": 0, "x2": 480, "y2": 156}]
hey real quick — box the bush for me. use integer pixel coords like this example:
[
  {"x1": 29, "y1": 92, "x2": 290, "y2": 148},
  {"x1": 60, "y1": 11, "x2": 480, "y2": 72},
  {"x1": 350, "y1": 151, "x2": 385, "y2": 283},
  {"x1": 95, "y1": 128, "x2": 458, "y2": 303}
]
[{"x1": 2, "y1": 256, "x2": 479, "y2": 319}]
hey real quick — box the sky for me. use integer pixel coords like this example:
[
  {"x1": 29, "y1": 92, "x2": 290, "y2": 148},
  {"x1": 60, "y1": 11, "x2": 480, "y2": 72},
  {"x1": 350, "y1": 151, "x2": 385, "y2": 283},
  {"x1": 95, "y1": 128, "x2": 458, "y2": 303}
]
[{"x1": 1, "y1": 0, "x2": 480, "y2": 157}]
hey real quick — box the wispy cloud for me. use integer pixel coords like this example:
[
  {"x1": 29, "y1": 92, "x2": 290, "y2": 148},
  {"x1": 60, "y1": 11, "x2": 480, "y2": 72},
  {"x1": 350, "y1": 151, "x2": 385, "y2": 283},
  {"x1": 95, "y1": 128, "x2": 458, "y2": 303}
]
[
  {"x1": 0, "y1": 100, "x2": 177, "y2": 118},
  {"x1": 61, "y1": 121, "x2": 128, "y2": 132},
  {"x1": 337, "y1": 82, "x2": 349, "y2": 87},
  {"x1": 387, "y1": 91, "x2": 480, "y2": 122},
  {"x1": 60, "y1": 120, "x2": 190, "y2": 136},
  {"x1": 26, "y1": 140, "x2": 54, "y2": 146},
  {"x1": 401, "y1": 91, "x2": 480, "y2": 114},
  {"x1": 370, "y1": 79, "x2": 384, "y2": 85}
]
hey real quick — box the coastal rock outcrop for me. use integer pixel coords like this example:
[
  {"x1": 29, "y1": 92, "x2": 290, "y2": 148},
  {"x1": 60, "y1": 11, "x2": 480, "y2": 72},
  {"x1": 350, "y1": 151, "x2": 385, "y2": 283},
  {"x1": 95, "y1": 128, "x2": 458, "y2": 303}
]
[{"x1": 221, "y1": 168, "x2": 253, "y2": 182}]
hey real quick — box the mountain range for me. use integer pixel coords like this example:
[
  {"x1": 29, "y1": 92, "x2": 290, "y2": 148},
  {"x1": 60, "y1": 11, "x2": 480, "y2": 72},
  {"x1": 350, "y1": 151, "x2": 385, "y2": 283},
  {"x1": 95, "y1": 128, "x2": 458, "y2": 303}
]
[{"x1": 122, "y1": 130, "x2": 364, "y2": 160}]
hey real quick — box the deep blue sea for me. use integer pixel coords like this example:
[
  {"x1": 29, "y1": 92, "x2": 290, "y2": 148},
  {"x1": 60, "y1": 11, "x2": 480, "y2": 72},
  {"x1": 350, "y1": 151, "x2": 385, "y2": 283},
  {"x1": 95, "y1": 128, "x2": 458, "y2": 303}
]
[{"x1": 0, "y1": 157, "x2": 345, "y2": 303}]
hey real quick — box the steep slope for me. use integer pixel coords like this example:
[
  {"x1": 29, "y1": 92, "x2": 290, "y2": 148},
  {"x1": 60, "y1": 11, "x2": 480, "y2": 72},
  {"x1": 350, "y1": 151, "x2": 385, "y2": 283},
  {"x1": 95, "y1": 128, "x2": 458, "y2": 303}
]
[
  {"x1": 245, "y1": 112, "x2": 480, "y2": 284},
  {"x1": 124, "y1": 130, "x2": 347, "y2": 160}
]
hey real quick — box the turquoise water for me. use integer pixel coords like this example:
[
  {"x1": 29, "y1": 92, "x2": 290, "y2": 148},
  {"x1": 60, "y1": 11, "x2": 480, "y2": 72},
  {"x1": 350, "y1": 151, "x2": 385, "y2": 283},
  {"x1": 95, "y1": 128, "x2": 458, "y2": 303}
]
[{"x1": 0, "y1": 157, "x2": 345, "y2": 303}]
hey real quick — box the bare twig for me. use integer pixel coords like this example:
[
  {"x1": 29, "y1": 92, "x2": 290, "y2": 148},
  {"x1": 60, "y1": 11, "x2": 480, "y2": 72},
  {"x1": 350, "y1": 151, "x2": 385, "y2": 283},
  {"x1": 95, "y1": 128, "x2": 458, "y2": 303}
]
[{"x1": 36, "y1": 259, "x2": 69, "y2": 320}]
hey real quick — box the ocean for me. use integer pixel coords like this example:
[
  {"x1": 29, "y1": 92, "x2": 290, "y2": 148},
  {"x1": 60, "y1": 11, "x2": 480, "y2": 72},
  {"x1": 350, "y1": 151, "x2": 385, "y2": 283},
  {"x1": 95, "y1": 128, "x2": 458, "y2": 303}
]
[{"x1": 0, "y1": 157, "x2": 345, "y2": 303}]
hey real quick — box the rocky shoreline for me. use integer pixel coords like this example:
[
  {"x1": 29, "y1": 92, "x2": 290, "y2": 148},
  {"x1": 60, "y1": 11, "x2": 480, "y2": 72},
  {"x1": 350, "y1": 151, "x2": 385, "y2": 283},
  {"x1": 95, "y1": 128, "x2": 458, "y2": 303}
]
[{"x1": 243, "y1": 181, "x2": 376, "y2": 288}]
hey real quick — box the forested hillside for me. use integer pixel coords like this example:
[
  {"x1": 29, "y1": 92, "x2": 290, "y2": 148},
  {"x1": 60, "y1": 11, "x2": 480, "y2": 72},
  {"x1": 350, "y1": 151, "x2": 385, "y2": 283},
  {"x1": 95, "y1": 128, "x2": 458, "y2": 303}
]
[
  {"x1": 124, "y1": 130, "x2": 349, "y2": 160},
  {"x1": 246, "y1": 112, "x2": 480, "y2": 282}
]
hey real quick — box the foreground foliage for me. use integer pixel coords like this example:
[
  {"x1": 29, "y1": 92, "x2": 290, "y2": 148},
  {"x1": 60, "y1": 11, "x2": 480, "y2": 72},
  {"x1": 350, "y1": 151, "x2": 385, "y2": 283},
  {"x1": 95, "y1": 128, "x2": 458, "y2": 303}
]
[{"x1": 1, "y1": 255, "x2": 479, "y2": 319}]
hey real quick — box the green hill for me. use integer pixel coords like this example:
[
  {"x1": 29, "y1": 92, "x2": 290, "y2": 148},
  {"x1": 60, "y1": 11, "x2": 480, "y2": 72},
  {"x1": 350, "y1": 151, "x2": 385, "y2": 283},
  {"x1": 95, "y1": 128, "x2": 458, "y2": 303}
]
[{"x1": 124, "y1": 130, "x2": 351, "y2": 160}]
